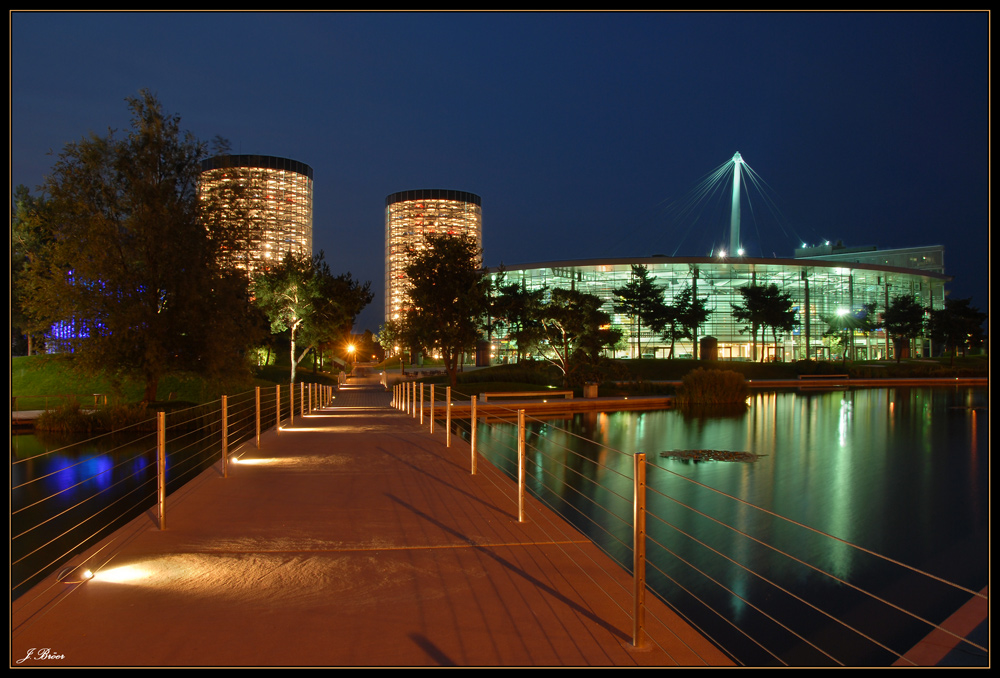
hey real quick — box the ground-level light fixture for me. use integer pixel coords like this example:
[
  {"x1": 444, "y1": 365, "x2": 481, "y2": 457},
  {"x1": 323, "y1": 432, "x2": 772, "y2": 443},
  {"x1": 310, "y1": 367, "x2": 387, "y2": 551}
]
[{"x1": 57, "y1": 564, "x2": 94, "y2": 584}]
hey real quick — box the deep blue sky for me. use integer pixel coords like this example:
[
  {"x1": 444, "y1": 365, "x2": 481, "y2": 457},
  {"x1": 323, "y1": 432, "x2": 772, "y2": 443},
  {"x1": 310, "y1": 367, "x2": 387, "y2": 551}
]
[{"x1": 11, "y1": 11, "x2": 989, "y2": 333}]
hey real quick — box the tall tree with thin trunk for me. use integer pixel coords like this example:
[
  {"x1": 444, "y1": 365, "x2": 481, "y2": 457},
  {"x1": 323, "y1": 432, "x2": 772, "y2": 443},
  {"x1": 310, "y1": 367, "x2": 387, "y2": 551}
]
[
  {"x1": 253, "y1": 251, "x2": 372, "y2": 383},
  {"x1": 732, "y1": 283, "x2": 798, "y2": 362}
]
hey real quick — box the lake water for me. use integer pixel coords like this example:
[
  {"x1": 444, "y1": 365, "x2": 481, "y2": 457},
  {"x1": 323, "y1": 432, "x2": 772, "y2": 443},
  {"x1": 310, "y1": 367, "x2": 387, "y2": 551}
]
[
  {"x1": 11, "y1": 416, "x2": 247, "y2": 600},
  {"x1": 469, "y1": 386, "x2": 989, "y2": 666}
]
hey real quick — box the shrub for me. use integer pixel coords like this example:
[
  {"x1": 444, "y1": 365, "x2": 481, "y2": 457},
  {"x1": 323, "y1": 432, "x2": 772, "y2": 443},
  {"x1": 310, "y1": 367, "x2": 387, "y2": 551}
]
[
  {"x1": 35, "y1": 400, "x2": 154, "y2": 433},
  {"x1": 34, "y1": 398, "x2": 87, "y2": 433},
  {"x1": 675, "y1": 368, "x2": 749, "y2": 405}
]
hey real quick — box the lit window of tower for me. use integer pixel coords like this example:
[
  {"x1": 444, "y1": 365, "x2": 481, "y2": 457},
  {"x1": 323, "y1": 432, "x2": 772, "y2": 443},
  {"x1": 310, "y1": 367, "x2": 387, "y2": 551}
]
[
  {"x1": 385, "y1": 189, "x2": 483, "y2": 323},
  {"x1": 199, "y1": 155, "x2": 313, "y2": 277}
]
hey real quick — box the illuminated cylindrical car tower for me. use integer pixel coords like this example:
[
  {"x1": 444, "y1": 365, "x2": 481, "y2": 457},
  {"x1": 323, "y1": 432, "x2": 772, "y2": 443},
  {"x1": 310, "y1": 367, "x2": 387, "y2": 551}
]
[
  {"x1": 199, "y1": 155, "x2": 313, "y2": 277},
  {"x1": 385, "y1": 189, "x2": 482, "y2": 322}
]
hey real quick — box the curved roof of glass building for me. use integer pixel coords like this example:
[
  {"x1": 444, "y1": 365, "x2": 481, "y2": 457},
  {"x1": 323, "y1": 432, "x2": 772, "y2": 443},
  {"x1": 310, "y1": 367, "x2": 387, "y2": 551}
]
[
  {"x1": 495, "y1": 254, "x2": 950, "y2": 283},
  {"x1": 201, "y1": 155, "x2": 313, "y2": 179},
  {"x1": 386, "y1": 189, "x2": 482, "y2": 207}
]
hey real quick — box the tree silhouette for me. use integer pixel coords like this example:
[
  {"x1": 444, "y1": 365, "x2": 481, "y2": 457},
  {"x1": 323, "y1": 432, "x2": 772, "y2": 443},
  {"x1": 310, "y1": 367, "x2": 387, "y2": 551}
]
[
  {"x1": 538, "y1": 288, "x2": 620, "y2": 385},
  {"x1": 613, "y1": 264, "x2": 666, "y2": 359},
  {"x1": 18, "y1": 91, "x2": 265, "y2": 401},
  {"x1": 927, "y1": 297, "x2": 986, "y2": 365},
  {"x1": 883, "y1": 295, "x2": 925, "y2": 362},
  {"x1": 401, "y1": 234, "x2": 489, "y2": 388},
  {"x1": 731, "y1": 283, "x2": 798, "y2": 362}
]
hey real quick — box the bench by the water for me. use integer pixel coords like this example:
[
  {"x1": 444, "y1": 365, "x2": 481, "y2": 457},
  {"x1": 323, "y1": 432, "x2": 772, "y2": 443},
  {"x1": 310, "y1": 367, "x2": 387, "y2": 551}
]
[
  {"x1": 797, "y1": 374, "x2": 850, "y2": 388},
  {"x1": 482, "y1": 390, "x2": 574, "y2": 402}
]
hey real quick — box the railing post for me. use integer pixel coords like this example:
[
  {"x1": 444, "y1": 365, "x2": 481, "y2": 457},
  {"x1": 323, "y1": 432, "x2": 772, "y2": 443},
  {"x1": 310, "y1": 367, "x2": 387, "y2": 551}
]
[
  {"x1": 446, "y1": 386, "x2": 452, "y2": 447},
  {"x1": 518, "y1": 409, "x2": 526, "y2": 523},
  {"x1": 275, "y1": 385, "x2": 281, "y2": 434},
  {"x1": 633, "y1": 452, "x2": 647, "y2": 648},
  {"x1": 157, "y1": 410, "x2": 166, "y2": 530},
  {"x1": 289, "y1": 383, "x2": 295, "y2": 427},
  {"x1": 300, "y1": 382, "x2": 305, "y2": 418},
  {"x1": 470, "y1": 395, "x2": 477, "y2": 475},
  {"x1": 255, "y1": 386, "x2": 261, "y2": 449},
  {"x1": 221, "y1": 395, "x2": 229, "y2": 478},
  {"x1": 420, "y1": 383, "x2": 424, "y2": 424},
  {"x1": 430, "y1": 385, "x2": 435, "y2": 433}
]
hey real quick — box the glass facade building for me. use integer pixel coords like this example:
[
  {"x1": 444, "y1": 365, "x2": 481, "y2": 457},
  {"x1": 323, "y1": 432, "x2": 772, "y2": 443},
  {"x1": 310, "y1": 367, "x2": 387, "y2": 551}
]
[
  {"x1": 385, "y1": 189, "x2": 482, "y2": 322},
  {"x1": 199, "y1": 155, "x2": 313, "y2": 277},
  {"x1": 492, "y1": 248, "x2": 949, "y2": 362}
]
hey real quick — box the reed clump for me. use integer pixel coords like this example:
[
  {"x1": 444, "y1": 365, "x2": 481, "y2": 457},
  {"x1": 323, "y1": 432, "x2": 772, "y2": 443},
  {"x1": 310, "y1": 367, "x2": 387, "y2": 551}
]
[
  {"x1": 675, "y1": 368, "x2": 749, "y2": 405},
  {"x1": 35, "y1": 399, "x2": 154, "y2": 433}
]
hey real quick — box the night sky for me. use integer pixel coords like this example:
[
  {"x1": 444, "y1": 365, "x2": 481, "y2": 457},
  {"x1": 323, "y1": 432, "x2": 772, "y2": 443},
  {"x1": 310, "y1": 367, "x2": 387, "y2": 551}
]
[{"x1": 11, "y1": 11, "x2": 990, "y2": 334}]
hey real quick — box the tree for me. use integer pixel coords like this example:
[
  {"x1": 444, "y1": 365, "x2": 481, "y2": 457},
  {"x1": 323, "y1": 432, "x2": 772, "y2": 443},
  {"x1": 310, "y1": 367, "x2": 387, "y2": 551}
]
[
  {"x1": 401, "y1": 234, "x2": 489, "y2": 389},
  {"x1": 883, "y1": 294, "x2": 926, "y2": 363},
  {"x1": 376, "y1": 319, "x2": 405, "y2": 373},
  {"x1": 18, "y1": 91, "x2": 264, "y2": 401},
  {"x1": 652, "y1": 284, "x2": 712, "y2": 359},
  {"x1": 11, "y1": 186, "x2": 53, "y2": 355},
  {"x1": 537, "y1": 288, "x2": 621, "y2": 385},
  {"x1": 492, "y1": 275, "x2": 547, "y2": 361},
  {"x1": 820, "y1": 302, "x2": 879, "y2": 363},
  {"x1": 731, "y1": 283, "x2": 798, "y2": 362},
  {"x1": 613, "y1": 265, "x2": 667, "y2": 358},
  {"x1": 677, "y1": 285, "x2": 712, "y2": 360},
  {"x1": 253, "y1": 251, "x2": 372, "y2": 382},
  {"x1": 927, "y1": 297, "x2": 987, "y2": 365}
]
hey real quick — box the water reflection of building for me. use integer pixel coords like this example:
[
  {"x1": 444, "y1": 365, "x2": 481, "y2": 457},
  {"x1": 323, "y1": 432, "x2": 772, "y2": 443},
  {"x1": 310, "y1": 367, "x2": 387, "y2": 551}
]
[
  {"x1": 199, "y1": 155, "x2": 313, "y2": 277},
  {"x1": 491, "y1": 245, "x2": 948, "y2": 362},
  {"x1": 385, "y1": 189, "x2": 482, "y2": 323}
]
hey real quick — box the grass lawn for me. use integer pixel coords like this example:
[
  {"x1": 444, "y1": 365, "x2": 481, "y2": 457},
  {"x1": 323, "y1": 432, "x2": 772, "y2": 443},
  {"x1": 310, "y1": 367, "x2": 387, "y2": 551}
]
[{"x1": 10, "y1": 355, "x2": 328, "y2": 410}]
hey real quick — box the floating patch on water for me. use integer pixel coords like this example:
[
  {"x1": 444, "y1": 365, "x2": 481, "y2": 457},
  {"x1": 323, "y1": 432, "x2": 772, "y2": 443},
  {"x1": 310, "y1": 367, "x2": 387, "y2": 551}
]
[{"x1": 660, "y1": 449, "x2": 763, "y2": 462}]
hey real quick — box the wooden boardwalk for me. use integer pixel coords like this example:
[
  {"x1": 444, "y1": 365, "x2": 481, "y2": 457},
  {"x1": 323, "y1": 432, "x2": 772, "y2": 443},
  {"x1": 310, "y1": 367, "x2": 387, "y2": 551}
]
[{"x1": 12, "y1": 385, "x2": 734, "y2": 668}]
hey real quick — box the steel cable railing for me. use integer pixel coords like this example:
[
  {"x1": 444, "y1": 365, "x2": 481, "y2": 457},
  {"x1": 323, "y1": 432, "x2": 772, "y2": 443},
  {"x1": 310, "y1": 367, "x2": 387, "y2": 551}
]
[
  {"x1": 425, "y1": 384, "x2": 721, "y2": 664},
  {"x1": 641, "y1": 458, "x2": 988, "y2": 665},
  {"x1": 399, "y1": 383, "x2": 704, "y2": 662},
  {"x1": 515, "y1": 420, "x2": 722, "y2": 663},
  {"x1": 392, "y1": 378, "x2": 987, "y2": 666},
  {"x1": 11, "y1": 385, "x2": 308, "y2": 602}
]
